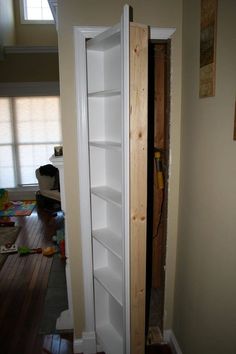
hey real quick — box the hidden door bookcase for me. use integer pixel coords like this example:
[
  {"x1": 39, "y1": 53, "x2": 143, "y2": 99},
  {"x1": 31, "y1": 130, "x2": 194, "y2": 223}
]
[
  {"x1": 87, "y1": 26, "x2": 125, "y2": 354},
  {"x1": 74, "y1": 5, "x2": 176, "y2": 353}
]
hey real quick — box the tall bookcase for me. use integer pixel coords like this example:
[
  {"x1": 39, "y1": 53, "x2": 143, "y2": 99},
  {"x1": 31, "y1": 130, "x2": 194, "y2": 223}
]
[
  {"x1": 73, "y1": 5, "x2": 171, "y2": 353},
  {"x1": 87, "y1": 26, "x2": 125, "y2": 354}
]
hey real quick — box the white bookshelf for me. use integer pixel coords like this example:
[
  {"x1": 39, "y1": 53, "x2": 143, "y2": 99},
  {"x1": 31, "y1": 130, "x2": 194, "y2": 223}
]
[
  {"x1": 86, "y1": 22, "x2": 125, "y2": 354},
  {"x1": 93, "y1": 238, "x2": 123, "y2": 305},
  {"x1": 75, "y1": 11, "x2": 174, "y2": 353},
  {"x1": 88, "y1": 89, "x2": 120, "y2": 97},
  {"x1": 89, "y1": 141, "x2": 121, "y2": 151},
  {"x1": 94, "y1": 280, "x2": 123, "y2": 354},
  {"x1": 92, "y1": 228, "x2": 122, "y2": 260},
  {"x1": 91, "y1": 187, "x2": 121, "y2": 207}
]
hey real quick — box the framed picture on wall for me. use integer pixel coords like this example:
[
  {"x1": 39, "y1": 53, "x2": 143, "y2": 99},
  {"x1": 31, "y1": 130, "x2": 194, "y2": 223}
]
[{"x1": 199, "y1": 0, "x2": 218, "y2": 98}]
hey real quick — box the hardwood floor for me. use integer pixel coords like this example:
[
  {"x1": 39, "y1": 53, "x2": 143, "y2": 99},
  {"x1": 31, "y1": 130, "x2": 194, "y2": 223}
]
[
  {"x1": 0, "y1": 206, "x2": 173, "y2": 354},
  {"x1": 0, "y1": 207, "x2": 72, "y2": 354}
]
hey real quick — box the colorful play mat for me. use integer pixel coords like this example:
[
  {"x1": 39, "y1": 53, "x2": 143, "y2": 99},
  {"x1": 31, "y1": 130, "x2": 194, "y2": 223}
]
[{"x1": 0, "y1": 200, "x2": 36, "y2": 217}]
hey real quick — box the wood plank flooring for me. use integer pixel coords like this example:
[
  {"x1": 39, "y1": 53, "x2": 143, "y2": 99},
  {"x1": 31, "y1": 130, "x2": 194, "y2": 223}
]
[
  {"x1": 0, "y1": 207, "x2": 72, "y2": 354},
  {"x1": 0, "y1": 206, "x2": 172, "y2": 354}
]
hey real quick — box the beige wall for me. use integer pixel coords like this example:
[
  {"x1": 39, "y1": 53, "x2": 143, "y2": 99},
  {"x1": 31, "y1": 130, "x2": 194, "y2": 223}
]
[
  {"x1": 13, "y1": 0, "x2": 58, "y2": 45},
  {"x1": 0, "y1": 1, "x2": 58, "y2": 84},
  {"x1": 174, "y1": 0, "x2": 236, "y2": 353},
  {"x1": 0, "y1": 52, "x2": 59, "y2": 82},
  {"x1": 0, "y1": 0, "x2": 15, "y2": 46},
  {"x1": 57, "y1": 0, "x2": 183, "y2": 339}
]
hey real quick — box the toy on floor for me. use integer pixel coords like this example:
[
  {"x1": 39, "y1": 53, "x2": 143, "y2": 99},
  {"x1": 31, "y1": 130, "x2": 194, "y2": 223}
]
[
  {"x1": 0, "y1": 243, "x2": 17, "y2": 254},
  {"x1": 59, "y1": 239, "x2": 65, "y2": 259},
  {"x1": 18, "y1": 246, "x2": 42, "y2": 256},
  {"x1": 17, "y1": 245, "x2": 58, "y2": 257},
  {"x1": 42, "y1": 246, "x2": 58, "y2": 256},
  {"x1": 52, "y1": 228, "x2": 66, "y2": 259},
  {"x1": 0, "y1": 216, "x2": 15, "y2": 227},
  {"x1": 0, "y1": 189, "x2": 9, "y2": 210}
]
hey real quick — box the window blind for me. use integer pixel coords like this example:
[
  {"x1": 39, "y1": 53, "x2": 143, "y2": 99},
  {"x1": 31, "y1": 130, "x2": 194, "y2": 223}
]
[{"x1": 0, "y1": 96, "x2": 61, "y2": 188}]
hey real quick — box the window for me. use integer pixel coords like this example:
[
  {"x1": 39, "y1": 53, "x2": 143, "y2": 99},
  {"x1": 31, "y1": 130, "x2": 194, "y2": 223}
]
[
  {"x1": 20, "y1": 0, "x2": 54, "y2": 23},
  {"x1": 0, "y1": 96, "x2": 61, "y2": 188}
]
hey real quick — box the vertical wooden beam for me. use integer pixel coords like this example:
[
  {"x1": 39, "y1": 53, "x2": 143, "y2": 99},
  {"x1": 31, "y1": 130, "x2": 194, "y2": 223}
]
[{"x1": 130, "y1": 22, "x2": 148, "y2": 354}]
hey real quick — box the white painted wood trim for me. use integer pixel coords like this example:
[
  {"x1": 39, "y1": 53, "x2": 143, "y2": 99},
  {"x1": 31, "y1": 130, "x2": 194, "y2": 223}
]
[
  {"x1": 74, "y1": 26, "x2": 176, "y2": 42},
  {"x1": 150, "y1": 27, "x2": 176, "y2": 40},
  {"x1": 82, "y1": 332, "x2": 97, "y2": 354},
  {"x1": 50, "y1": 155, "x2": 65, "y2": 211},
  {"x1": 73, "y1": 338, "x2": 83, "y2": 354},
  {"x1": 74, "y1": 26, "x2": 108, "y2": 39},
  {"x1": 74, "y1": 26, "x2": 105, "y2": 335},
  {"x1": 121, "y1": 5, "x2": 130, "y2": 354},
  {"x1": 164, "y1": 330, "x2": 183, "y2": 354},
  {"x1": 73, "y1": 332, "x2": 97, "y2": 354}
]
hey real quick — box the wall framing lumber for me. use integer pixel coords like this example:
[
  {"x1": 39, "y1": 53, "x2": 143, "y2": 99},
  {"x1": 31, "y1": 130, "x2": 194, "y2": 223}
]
[{"x1": 130, "y1": 22, "x2": 148, "y2": 354}]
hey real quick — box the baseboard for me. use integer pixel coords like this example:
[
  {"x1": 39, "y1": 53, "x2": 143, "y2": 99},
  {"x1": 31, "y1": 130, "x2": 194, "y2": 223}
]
[
  {"x1": 164, "y1": 329, "x2": 183, "y2": 354},
  {"x1": 73, "y1": 338, "x2": 83, "y2": 354},
  {"x1": 74, "y1": 329, "x2": 181, "y2": 354},
  {"x1": 73, "y1": 331, "x2": 97, "y2": 354}
]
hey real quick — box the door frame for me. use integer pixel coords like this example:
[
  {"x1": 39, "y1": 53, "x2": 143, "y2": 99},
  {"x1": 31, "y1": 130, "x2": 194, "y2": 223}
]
[{"x1": 73, "y1": 24, "x2": 176, "y2": 354}]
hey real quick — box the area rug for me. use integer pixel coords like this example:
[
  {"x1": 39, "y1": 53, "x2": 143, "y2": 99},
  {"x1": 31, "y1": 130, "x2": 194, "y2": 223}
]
[
  {"x1": 0, "y1": 226, "x2": 21, "y2": 271},
  {"x1": 0, "y1": 200, "x2": 36, "y2": 217}
]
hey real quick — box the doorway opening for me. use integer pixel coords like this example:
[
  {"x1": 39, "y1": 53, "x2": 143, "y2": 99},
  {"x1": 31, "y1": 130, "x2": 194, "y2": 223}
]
[{"x1": 146, "y1": 40, "x2": 170, "y2": 345}]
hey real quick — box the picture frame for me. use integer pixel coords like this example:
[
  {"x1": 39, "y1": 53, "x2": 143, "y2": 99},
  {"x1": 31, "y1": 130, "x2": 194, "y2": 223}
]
[{"x1": 199, "y1": 0, "x2": 218, "y2": 98}]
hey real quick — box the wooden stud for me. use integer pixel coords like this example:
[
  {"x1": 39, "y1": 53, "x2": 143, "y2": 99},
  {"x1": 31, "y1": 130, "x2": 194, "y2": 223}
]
[{"x1": 130, "y1": 22, "x2": 148, "y2": 354}]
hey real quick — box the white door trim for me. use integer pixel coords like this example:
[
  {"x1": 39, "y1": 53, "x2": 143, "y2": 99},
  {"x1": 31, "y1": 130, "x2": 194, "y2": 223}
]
[{"x1": 150, "y1": 27, "x2": 176, "y2": 39}]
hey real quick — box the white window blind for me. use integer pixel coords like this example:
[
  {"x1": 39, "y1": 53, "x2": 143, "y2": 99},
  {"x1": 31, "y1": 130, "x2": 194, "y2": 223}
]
[
  {"x1": 0, "y1": 98, "x2": 15, "y2": 187},
  {"x1": 0, "y1": 96, "x2": 61, "y2": 188}
]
